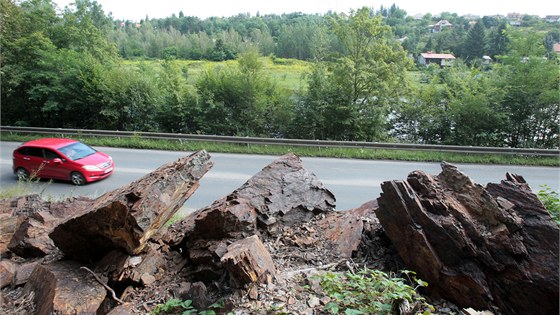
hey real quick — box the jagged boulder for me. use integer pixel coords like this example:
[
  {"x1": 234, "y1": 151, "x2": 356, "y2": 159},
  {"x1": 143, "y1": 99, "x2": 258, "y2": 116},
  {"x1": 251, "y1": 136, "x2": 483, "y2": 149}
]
[
  {"x1": 2, "y1": 195, "x2": 89, "y2": 257},
  {"x1": 376, "y1": 162, "x2": 559, "y2": 315},
  {"x1": 49, "y1": 150, "x2": 212, "y2": 262},
  {"x1": 164, "y1": 153, "x2": 336, "y2": 283}
]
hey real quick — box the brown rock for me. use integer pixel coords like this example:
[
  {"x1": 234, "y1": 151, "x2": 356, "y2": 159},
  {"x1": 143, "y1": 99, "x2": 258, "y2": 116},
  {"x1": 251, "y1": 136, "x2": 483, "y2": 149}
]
[
  {"x1": 23, "y1": 261, "x2": 106, "y2": 315},
  {"x1": 317, "y1": 200, "x2": 378, "y2": 258},
  {"x1": 376, "y1": 162, "x2": 559, "y2": 315},
  {"x1": 0, "y1": 259, "x2": 17, "y2": 288},
  {"x1": 13, "y1": 260, "x2": 41, "y2": 286},
  {"x1": 50, "y1": 150, "x2": 212, "y2": 262},
  {"x1": 0, "y1": 215, "x2": 17, "y2": 256},
  {"x1": 221, "y1": 235, "x2": 276, "y2": 287},
  {"x1": 3, "y1": 195, "x2": 91, "y2": 258},
  {"x1": 106, "y1": 303, "x2": 135, "y2": 315},
  {"x1": 170, "y1": 153, "x2": 335, "y2": 244}
]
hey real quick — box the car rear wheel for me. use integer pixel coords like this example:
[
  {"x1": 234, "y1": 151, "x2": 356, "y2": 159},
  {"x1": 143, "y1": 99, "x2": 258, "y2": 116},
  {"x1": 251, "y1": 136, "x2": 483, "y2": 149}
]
[
  {"x1": 70, "y1": 172, "x2": 86, "y2": 185},
  {"x1": 15, "y1": 168, "x2": 29, "y2": 181}
]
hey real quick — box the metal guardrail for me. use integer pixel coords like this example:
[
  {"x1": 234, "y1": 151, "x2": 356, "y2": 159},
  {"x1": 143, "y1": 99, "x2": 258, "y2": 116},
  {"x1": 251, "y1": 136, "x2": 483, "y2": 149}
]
[{"x1": 1, "y1": 126, "x2": 559, "y2": 157}]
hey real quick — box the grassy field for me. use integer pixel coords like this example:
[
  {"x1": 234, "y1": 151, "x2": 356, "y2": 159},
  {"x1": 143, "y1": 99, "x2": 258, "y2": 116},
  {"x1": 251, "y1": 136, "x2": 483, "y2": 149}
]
[
  {"x1": 124, "y1": 56, "x2": 312, "y2": 92},
  {"x1": 2, "y1": 132, "x2": 558, "y2": 167}
]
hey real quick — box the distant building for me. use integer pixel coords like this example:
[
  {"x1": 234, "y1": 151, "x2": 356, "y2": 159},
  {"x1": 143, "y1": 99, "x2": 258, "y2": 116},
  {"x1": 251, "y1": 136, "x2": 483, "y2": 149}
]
[
  {"x1": 545, "y1": 15, "x2": 560, "y2": 23},
  {"x1": 553, "y1": 43, "x2": 560, "y2": 54},
  {"x1": 482, "y1": 55, "x2": 492, "y2": 64},
  {"x1": 507, "y1": 12, "x2": 523, "y2": 20},
  {"x1": 418, "y1": 52, "x2": 456, "y2": 66},
  {"x1": 429, "y1": 20, "x2": 453, "y2": 33},
  {"x1": 462, "y1": 14, "x2": 480, "y2": 20}
]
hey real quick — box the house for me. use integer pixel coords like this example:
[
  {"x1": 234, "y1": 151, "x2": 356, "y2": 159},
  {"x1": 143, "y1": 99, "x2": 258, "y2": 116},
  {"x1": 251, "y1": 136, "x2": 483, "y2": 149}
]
[
  {"x1": 553, "y1": 43, "x2": 560, "y2": 54},
  {"x1": 507, "y1": 12, "x2": 523, "y2": 20},
  {"x1": 429, "y1": 20, "x2": 453, "y2": 33},
  {"x1": 418, "y1": 52, "x2": 456, "y2": 66},
  {"x1": 545, "y1": 15, "x2": 560, "y2": 23},
  {"x1": 482, "y1": 55, "x2": 492, "y2": 64}
]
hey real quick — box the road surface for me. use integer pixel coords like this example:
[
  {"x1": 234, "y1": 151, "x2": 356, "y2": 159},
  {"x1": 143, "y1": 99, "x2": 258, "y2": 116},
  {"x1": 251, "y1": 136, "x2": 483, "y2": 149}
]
[{"x1": 1, "y1": 141, "x2": 558, "y2": 212}]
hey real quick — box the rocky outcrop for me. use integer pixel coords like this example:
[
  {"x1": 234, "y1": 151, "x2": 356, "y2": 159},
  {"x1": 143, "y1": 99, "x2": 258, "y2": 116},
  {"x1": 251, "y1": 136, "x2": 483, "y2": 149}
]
[
  {"x1": 164, "y1": 153, "x2": 336, "y2": 283},
  {"x1": 376, "y1": 162, "x2": 559, "y2": 315},
  {"x1": 49, "y1": 150, "x2": 212, "y2": 262},
  {"x1": 4, "y1": 153, "x2": 552, "y2": 315}
]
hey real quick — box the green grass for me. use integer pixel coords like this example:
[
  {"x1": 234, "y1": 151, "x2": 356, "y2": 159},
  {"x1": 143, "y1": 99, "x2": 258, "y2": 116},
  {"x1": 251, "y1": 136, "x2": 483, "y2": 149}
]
[
  {"x1": 125, "y1": 56, "x2": 311, "y2": 92},
  {"x1": 2, "y1": 132, "x2": 558, "y2": 166}
]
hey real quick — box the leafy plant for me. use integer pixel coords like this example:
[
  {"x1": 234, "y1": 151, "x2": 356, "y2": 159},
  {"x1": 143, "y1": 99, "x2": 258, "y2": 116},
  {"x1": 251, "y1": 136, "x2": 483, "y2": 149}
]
[
  {"x1": 538, "y1": 185, "x2": 560, "y2": 225},
  {"x1": 151, "y1": 299, "x2": 227, "y2": 315},
  {"x1": 315, "y1": 268, "x2": 433, "y2": 315}
]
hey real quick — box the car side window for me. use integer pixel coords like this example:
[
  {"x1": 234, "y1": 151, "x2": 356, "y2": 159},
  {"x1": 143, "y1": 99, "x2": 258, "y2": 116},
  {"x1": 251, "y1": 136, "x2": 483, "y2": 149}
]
[
  {"x1": 44, "y1": 149, "x2": 60, "y2": 160},
  {"x1": 16, "y1": 147, "x2": 28, "y2": 155},
  {"x1": 27, "y1": 147, "x2": 43, "y2": 158}
]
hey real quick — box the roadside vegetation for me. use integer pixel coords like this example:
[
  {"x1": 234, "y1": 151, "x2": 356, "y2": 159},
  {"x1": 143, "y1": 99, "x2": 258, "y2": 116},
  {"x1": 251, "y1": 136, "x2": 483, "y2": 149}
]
[
  {"x1": 2, "y1": 132, "x2": 558, "y2": 166},
  {"x1": 2, "y1": 1, "x2": 558, "y2": 151}
]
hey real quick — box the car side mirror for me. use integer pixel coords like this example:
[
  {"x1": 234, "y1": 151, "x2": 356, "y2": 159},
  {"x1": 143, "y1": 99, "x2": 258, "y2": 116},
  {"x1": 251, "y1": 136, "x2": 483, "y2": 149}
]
[{"x1": 52, "y1": 158, "x2": 63, "y2": 164}]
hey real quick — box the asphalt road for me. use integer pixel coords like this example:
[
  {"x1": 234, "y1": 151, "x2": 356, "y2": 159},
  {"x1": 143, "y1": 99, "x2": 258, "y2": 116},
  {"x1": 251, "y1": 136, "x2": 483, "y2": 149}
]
[{"x1": 1, "y1": 141, "x2": 558, "y2": 212}]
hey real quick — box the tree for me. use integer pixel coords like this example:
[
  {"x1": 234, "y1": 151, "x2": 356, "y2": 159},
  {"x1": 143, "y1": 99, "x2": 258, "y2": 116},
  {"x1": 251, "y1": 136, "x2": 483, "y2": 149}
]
[
  {"x1": 321, "y1": 7, "x2": 411, "y2": 140},
  {"x1": 463, "y1": 20, "x2": 486, "y2": 62},
  {"x1": 486, "y1": 21, "x2": 509, "y2": 58},
  {"x1": 494, "y1": 29, "x2": 560, "y2": 148},
  {"x1": 195, "y1": 49, "x2": 290, "y2": 137}
]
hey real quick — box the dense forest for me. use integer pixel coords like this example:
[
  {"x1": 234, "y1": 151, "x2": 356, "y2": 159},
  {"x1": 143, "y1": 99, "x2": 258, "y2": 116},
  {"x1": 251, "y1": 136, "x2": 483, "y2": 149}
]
[{"x1": 1, "y1": 0, "x2": 559, "y2": 148}]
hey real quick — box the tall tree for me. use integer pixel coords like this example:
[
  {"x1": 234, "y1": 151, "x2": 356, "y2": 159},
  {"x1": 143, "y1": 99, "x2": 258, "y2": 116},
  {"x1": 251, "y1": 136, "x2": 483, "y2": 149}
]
[
  {"x1": 495, "y1": 29, "x2": 560, "y2": 148},
  {"x1": 486, "y1": 21, "x2": 509, "y2": 58},
  {"x1": 299, "y1": 7, "x2": 411, "y2": 141},
  {"x1": 463, "y1": 20, "x2": 486, "y2": 62}
]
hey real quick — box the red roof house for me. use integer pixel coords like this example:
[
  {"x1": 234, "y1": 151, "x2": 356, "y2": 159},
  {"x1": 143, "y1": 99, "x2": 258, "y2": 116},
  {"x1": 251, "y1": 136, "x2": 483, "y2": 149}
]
[{"x1": 418, "y1": 52, "x2": 456, "y2": 66}]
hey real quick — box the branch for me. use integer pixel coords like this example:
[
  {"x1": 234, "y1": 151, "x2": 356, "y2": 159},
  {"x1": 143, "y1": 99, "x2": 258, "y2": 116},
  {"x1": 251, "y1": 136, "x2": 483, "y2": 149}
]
[{"x1": 80, "y1": 266, "x2": 124, "y2": 304}]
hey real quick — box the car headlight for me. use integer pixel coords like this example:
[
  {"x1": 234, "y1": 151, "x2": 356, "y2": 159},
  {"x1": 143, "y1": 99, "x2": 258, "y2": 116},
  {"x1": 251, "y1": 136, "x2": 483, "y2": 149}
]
[{"x1": 83, "y1": 165, "x2": 102, "y2": 171}]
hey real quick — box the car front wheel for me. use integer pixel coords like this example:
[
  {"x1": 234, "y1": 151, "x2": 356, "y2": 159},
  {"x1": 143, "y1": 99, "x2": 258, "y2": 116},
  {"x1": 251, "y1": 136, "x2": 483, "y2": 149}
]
[
  {"x1": 15, "y1": 167, "x2": 29, "y2": 181},
  {"x1": 70, "y1": 172, "x2": 86, "y2": 185}
]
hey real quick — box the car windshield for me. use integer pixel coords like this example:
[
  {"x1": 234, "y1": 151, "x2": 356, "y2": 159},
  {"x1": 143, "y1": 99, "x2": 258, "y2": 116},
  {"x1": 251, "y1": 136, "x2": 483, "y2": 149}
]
[{"x1": 58, "y1": 142, "x2": 96, "y2": 161}]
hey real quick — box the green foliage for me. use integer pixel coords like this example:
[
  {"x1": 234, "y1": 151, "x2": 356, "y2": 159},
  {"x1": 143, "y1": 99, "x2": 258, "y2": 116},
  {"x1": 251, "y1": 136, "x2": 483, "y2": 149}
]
[
  {"x1": 2, "y1": 1, "x2": 559, "y2": 150},
  {"x1": 151, "y1": 299, "x2": 227, "y2": 315},
  {"x1": 538, "y1": 185, "x2": 560, "y2": 225},
  {"x1": 316, "y1": 268, "x2": 433, "y2": 314}
]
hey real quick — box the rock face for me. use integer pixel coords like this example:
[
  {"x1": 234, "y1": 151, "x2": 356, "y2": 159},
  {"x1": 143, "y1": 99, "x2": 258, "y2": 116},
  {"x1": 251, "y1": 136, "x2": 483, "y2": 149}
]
[
  {"x1": 376, "y1": 162, "x2": 559, "y2": 315},
  {"x1": 23, "y1": 261, "x2": 106, "y2": 315},
  {"x1": 49, "y1": 150, "x2": 213, "y2": 262},
  {"x1": 221, "y1": 235, "x2": 276, "y2": 287},
  {"x1": 165, "y1": 153, "x2": 336, "y2": 283}
]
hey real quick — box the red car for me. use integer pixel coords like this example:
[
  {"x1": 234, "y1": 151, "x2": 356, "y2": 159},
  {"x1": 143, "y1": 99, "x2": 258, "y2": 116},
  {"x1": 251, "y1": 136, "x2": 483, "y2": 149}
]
[{"x1": 12, "y1": 138, "x2": 114, "y2": 185}]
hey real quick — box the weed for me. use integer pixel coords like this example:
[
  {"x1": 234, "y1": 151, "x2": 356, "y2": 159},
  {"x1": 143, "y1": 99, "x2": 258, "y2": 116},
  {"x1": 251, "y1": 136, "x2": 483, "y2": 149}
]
[
  {"x1": 315, "y1": 268, "x2": 434, "y2": 315},
  {"x1": 151, "y1": 299, "x2": 229, "y2": 315},
  {"x1": 538, "y1": 185, "x2": 560, "y2": 225},
  {"x1": 2, "y1": 132, "x2": 558, "y2": 166}
]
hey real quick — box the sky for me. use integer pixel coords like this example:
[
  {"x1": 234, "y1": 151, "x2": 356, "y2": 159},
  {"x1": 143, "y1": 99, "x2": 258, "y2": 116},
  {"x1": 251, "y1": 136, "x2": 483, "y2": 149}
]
[{"x1": 53, "y1": 0, "x2": 560, "y2": 21}]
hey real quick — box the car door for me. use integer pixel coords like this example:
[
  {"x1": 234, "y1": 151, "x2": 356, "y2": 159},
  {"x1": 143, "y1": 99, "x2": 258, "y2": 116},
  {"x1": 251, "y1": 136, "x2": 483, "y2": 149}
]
[
  {"x1": 22, "y1": 147, "x2": 46, "y2": 178},
  {"x1": 41, "y1": 149, "x2": 68, "y2": 180}
]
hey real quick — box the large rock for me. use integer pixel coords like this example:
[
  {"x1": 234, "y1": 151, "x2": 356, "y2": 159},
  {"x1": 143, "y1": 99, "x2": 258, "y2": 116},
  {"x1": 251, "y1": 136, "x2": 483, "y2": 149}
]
[
  {"x1": 164, "y1": 153, "x2": 335, "y2": 282},
  {"x1": 23, "y1": 261, "x2": 106, "y2": 315},
  {"x1": 221, "y1": 235, "x2": 276, "y2": 287},
  {"x1": 1, "y1": 195, "x2": 87, "y2": 257},
  {"x1": 376, "y1": 162, "x2": 559, "y2": 314},
  {"x1": 168, "y1": 153, "x2": 335, "y2": 244},
  {"x1": 49, "y1": 150, "x2": 212, "y2": 262},
  {"x1": 316, "y1": 200, "x2": 378, "y2": 258}
]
